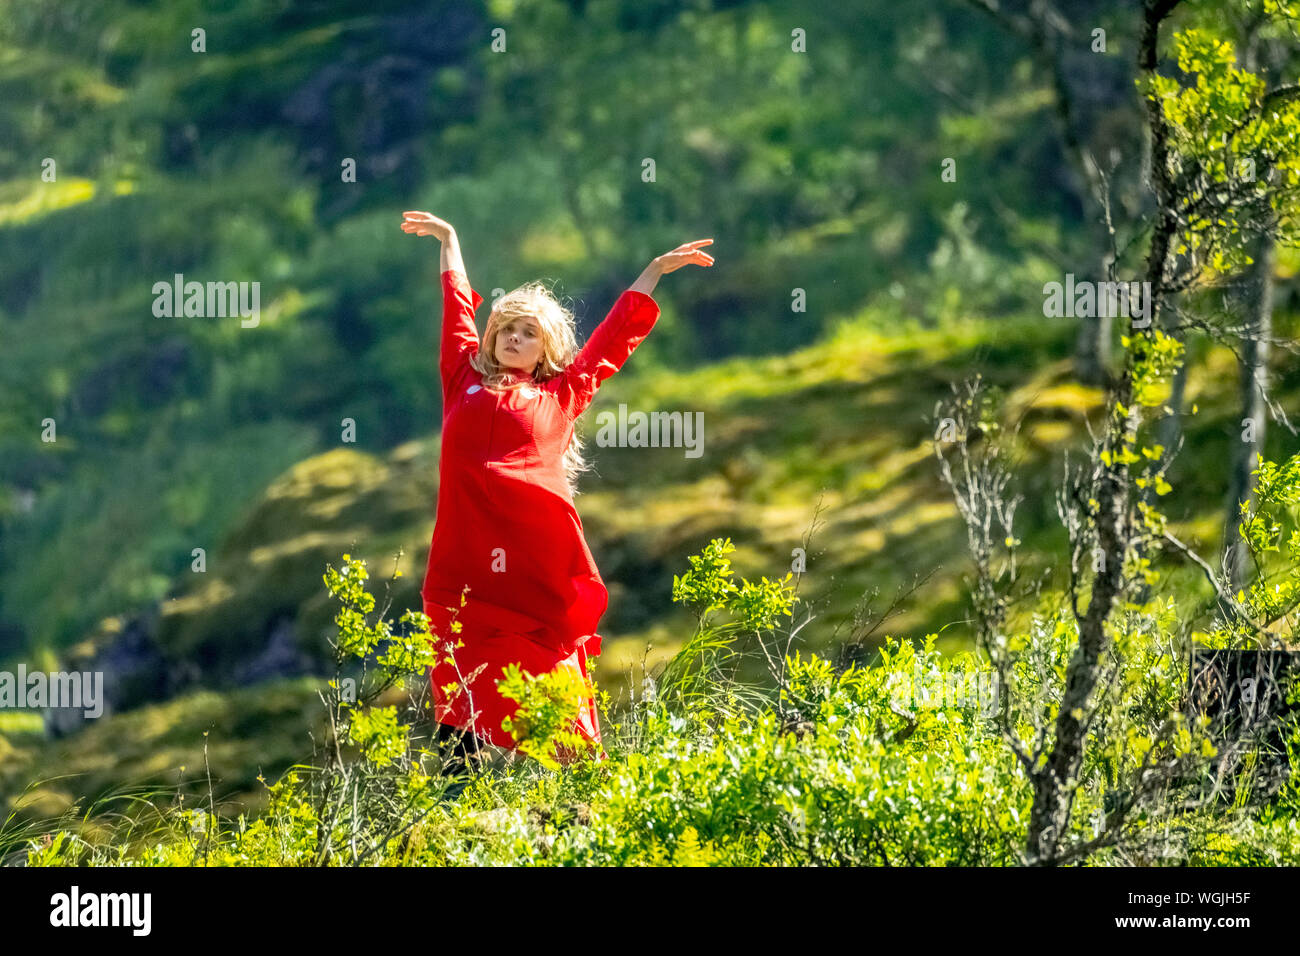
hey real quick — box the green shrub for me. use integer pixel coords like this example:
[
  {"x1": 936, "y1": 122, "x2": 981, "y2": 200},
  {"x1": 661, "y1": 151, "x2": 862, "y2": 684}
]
[{"x1": 13, "y1": 535, "x2": 1300, "y2": 867}]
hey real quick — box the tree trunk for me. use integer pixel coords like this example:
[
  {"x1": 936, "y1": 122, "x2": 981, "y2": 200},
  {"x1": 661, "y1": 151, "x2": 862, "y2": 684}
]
[
  {"x1": 1023, "y1": 0, "x2": 1181, "y2": 865},
  {"x1": 1225, "y1": 233, "x2": 1275, "y2": 596},
  {"x1": 1157, "y1": 333, "x2": 1189, "y2": 453},
  {"x1": 1073, "y1": 255, "x2": 1114, "y2": 386}
]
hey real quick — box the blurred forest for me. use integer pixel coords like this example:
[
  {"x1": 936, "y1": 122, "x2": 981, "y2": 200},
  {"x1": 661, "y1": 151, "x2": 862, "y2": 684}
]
[{"x1": 1, "y1": 0, "x2": 1299, "y2": 820}]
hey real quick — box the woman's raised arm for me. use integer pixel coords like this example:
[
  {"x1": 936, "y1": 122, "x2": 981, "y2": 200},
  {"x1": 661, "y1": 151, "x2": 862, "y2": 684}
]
[
  {"x1": 402, "y1": 210, "x2": 465, "y2": 274},
  {"x1": 401, "y1": 212, "x2": 482, "y2": 401},
  {"x1": 553, "y1": 287, "x2": 661, "y2": 420},
  {"x1": 555, "y1": 239, "x2": 714, "y2": 419}
]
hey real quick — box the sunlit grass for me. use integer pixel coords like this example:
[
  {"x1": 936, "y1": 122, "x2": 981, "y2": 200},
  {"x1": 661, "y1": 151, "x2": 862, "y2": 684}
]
[{"x1": 0, "y1": 177, "x2": 96, "y2": 226}]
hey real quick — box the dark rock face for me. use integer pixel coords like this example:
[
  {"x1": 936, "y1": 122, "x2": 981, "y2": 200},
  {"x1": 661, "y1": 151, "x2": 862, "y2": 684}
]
[
  {"x1": 44, "y1": 609, "x2": 321, "y2": 739},
  {"x1": 231, "y1": 616, "x2": 317, "y2": 686},
  {"x1": 46, "y1": 608, "x2": 168, "y2": 738}
]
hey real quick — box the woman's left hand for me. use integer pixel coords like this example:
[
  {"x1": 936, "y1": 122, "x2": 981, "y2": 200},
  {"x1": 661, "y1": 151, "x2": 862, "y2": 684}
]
[
  {"x1": 631, "y1": 239, "x2": 714, "y2": 295},
  {"x1": 654, "y1": 239, "x2": 714, "y2": 274}
]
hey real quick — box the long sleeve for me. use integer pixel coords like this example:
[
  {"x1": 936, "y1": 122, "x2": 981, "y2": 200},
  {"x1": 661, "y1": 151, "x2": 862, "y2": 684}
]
[
  {"x1": 440, "y1": 268, "x2": 484, "y2": 402},
  {"x1": 554, "y1": 290, "x2": 660, "y2": 419}
]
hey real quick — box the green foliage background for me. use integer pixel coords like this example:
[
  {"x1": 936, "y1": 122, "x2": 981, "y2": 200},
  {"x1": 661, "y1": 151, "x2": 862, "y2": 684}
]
[{"x1": 2, "y1": 0, "x2": 1300, "y2": 851}]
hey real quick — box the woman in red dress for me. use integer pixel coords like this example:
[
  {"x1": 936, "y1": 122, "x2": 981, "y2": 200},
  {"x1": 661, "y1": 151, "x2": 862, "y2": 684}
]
[{"x1": 400, "y1": 211, "x2": 713, "y2": 766}]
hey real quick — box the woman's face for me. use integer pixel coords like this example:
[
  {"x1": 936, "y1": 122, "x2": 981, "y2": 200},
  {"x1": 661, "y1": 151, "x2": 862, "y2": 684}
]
[{"x1": 494, "y1": 316, "x2": 544, "y2": 372}]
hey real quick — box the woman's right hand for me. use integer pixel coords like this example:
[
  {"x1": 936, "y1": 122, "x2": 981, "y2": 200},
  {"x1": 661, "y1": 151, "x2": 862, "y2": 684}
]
[{"x1": 401, "y1": 211, "x2": 455, "y2": 241}]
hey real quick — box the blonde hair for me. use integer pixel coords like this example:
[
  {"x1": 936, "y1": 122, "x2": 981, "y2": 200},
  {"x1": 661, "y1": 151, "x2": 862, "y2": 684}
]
[{"x1": 468, "y1": 280, "x2": 591, "y2": 495}]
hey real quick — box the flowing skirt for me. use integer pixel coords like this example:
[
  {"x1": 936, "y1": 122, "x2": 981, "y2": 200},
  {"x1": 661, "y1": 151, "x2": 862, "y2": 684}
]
[{"x1": 424, "y1": 599, "x2": 603, "y2": 762}]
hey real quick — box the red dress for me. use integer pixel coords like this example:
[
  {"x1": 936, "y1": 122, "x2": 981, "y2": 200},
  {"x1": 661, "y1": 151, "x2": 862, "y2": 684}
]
[{"x1": 421, "y1": 268, "x2": 660, "y2": 759}]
